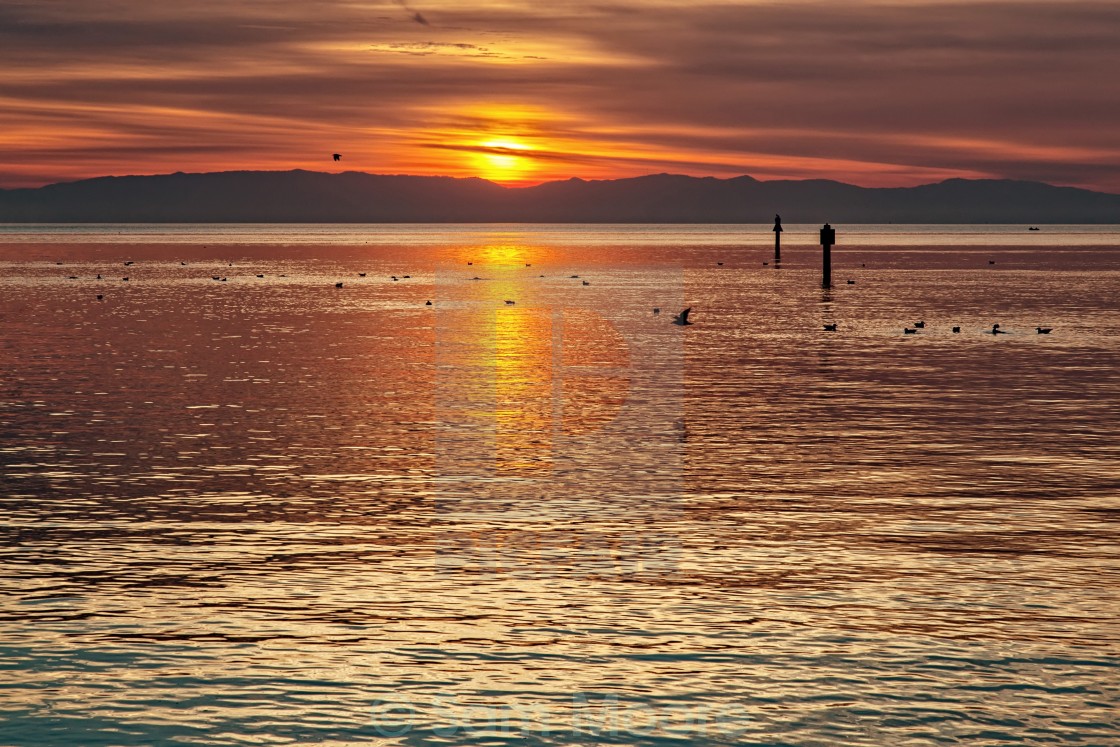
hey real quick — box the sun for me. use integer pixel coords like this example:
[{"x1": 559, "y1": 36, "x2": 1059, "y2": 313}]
[{"x1": 474, "y1": 138, "x2": 535, "y2": 183}]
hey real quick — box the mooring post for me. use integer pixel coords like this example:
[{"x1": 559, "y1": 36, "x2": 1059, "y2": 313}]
[
  {"x1": 773, "y1": 213, "x2": 783, "y2": 264},
  {"x1": 819, "y1": 223, "x2": 835, "y2": 287}
]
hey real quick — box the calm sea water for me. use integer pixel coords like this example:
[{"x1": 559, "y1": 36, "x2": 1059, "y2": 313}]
[{"x1": 2, "y1": 224, "x2": 1119, "y2": 746}]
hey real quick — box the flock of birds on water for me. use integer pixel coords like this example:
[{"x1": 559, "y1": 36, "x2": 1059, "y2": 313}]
[{"x1": 56, "y1": 257, "x2": 1053, "y2": 336}]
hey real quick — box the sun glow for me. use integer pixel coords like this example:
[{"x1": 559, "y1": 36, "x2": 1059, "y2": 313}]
[{"x1": 475, "y1": 138, "x2": 535, "y2": 183}]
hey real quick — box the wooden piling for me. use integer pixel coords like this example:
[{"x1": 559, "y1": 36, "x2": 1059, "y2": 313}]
[{"x1": 820, "y1": 223, "x2": 835, "y2": 287}]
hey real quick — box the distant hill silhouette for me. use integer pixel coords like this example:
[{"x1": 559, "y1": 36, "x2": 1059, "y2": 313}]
[{"x1": 1, "y1": 170, "x2": 1118, "y2": 223}]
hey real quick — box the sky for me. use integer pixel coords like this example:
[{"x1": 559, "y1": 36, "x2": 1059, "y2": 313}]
[{"x1": 1, "y1": 0, "x2": 1118, "y2": 191}]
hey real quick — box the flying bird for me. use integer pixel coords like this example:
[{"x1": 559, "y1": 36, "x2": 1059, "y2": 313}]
[
  {"x1": 332, "y1": 153, "x2": 341, "y2": 162},
  {"x1": 394, "y1": 0, "x2": 429, "y2": 25},
  {"x1": 672, "y1": 308, "x2": 693, "y2": 326}
]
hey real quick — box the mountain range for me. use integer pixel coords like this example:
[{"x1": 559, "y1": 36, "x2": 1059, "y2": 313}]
[{"x1": 1, "y1": 171, "x2": 1118, "y2": 223}]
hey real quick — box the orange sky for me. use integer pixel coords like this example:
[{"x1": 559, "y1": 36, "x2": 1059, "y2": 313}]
[{"x1": 2, "y1": 1, "x2": 1119, "y2": 192}]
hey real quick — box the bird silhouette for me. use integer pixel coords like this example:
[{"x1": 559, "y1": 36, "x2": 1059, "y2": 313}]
[
  {"x1": 823, "y1": 323, "x2": 837, "y2": 331},
  {"x1": 952, "y1": 326, "x2": 961, "y2": 333},
  {"x1": 672, "y1": 308, "x2": 693, "y2": 326},
  {"x1": 1036, "y1": 326, "x2": 1052, "y2": 334},
  {"x1": 332, "y1": 153, "x2": 341, "y2": 162}
]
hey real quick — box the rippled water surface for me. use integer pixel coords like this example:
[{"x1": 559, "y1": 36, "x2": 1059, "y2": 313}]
[{"x1": 2, "y1": 225, "x2": 1119, "y2": 746}]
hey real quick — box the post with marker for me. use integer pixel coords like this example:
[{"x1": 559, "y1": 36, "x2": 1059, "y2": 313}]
[
  {"x1": 773, "y1": 213, "x2": 783, "y2": 264},
  {"x1": 819, "y1": 223, "x2": 835, "y2": 288}
]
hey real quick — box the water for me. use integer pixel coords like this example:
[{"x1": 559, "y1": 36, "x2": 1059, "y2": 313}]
[{"x1": 2, "y1": 225, "x2": 1119, "y2": 746}]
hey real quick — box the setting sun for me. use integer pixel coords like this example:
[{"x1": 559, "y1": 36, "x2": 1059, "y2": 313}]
[{"x1": 476, "y1": 139, "x2": 535, "y2": 183}]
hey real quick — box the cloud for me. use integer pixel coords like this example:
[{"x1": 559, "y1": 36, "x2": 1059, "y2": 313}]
[{"x1": 1, "y1": 1, "x2": 1119, "y2": 191}]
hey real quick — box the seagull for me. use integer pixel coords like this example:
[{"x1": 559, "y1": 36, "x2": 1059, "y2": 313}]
[
  {"x1": 823, "y1": 323, "x2": 837, "y2": 331},
  {"x1": 1036, "y1": 326, "x2": 1052, "y2": 334},
  {"x1": 332, "y1": 153, "x2": 341, "y2": 162},
  {"x1": 672, "y1": 308, "x2": 693, "y2": 326}
]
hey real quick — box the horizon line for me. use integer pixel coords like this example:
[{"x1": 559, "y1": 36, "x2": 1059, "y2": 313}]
[{"x1": 4, "y1": 169, "x2": 1118, "y2": 196}]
